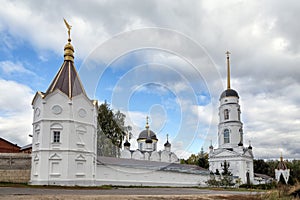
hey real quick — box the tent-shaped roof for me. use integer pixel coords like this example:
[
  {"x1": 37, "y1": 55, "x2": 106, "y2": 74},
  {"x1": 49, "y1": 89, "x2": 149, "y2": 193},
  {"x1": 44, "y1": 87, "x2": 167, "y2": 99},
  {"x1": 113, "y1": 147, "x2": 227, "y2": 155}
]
[{"x1": 45, "y1": 60, "x2": 86, "y2": 99}]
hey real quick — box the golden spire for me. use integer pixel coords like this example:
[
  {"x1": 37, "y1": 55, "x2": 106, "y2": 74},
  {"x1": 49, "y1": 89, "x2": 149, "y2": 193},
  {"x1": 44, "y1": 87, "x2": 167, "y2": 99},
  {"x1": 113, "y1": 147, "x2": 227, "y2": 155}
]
[
  {"x1": 145, "y1": 116, "x2": 149, "y2": 129},
  {"x1": 63, "y1": 19, "x2": 74, "y2": 62},
  {"x1": 226, "y1": 51, "x2": 231, "y2": 89},
  {"x1": 166, "y1": 134, "x2": 169, "y2": 142},
  {"x1": 145, "y1": 116, "x2": 151, "y2": 138}
]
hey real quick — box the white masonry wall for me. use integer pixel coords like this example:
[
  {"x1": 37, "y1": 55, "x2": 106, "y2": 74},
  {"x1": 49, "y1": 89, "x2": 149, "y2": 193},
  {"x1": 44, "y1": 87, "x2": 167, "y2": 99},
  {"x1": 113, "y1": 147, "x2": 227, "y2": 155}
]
[
  {"x1": 30, "y1": 91, "x2": 97, "y2": 186},
  {"x1": 96, "y1": 164, "x2": 208, "y2": 187}
]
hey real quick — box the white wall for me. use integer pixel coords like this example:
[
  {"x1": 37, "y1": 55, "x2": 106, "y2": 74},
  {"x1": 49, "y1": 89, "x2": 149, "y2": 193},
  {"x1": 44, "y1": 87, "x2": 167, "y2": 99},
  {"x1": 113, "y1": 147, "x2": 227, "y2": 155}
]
[
  {"x1": 96, "y1": 164, "x2": 208, "y2": 187},
  {"x1": 209, "y1": 154, "x2": 254, "y2": 184},
  {"x1": 30, "y1": 91, "x2": 97, "y2": 186}
]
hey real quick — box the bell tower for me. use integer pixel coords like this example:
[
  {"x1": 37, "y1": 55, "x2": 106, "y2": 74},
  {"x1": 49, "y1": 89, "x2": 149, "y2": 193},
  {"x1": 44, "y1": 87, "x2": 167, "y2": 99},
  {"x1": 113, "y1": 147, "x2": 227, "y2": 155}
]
[
  {"x1": 218, "y1": 51, "x2": 243, "y2": 149},
  {"x1": 209, "y1": 52, "x2": 254, "y2": 185}
]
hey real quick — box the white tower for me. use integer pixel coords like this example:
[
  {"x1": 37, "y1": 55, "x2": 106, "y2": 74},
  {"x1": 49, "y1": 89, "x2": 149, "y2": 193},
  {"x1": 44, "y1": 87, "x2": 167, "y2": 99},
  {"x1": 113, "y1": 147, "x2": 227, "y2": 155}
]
[
  {"x1": 218, "y1": 51, "x2": 243, "y2": 149},
  {"x1": 209, "y1": 52, "x2": 254, "y2": 184},
  {"x1": 30, "y1": 20, "x2": 98, "y2": 186}
]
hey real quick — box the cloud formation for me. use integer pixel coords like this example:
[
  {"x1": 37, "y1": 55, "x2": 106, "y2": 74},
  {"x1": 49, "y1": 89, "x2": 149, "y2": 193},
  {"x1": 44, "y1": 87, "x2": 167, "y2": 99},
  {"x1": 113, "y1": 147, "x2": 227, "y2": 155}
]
[
  {"x1": 0, "y1": 0, "x2": 299, "y2": 159},
  {"x1": 0, "y1": 79, "x2": 33, "y2": 146}
]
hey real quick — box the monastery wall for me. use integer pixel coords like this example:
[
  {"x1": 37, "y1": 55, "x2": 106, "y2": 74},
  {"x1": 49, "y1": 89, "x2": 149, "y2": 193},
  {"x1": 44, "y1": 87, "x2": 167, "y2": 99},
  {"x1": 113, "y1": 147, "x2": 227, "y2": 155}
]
[
  {"x1": 96, "y1": 163, "x2": 208, "y2": 187},
  {"x1": 0, "y1": 153, "x2": 31, "y2": 183}
]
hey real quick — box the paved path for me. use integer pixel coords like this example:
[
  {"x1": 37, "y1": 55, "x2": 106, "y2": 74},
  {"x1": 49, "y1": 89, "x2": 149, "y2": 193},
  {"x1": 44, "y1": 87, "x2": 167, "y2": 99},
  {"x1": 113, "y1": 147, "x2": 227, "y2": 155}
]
[{"x1": 0, "y1": 187, "x2": 261, "y2": 196}]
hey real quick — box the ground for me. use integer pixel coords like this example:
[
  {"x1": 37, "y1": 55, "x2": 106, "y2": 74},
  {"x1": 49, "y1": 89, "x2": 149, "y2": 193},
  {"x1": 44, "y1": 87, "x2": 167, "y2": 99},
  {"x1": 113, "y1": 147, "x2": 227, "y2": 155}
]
[{"x1": 0, "y1": 186, "x2": 265, "y2": 200}]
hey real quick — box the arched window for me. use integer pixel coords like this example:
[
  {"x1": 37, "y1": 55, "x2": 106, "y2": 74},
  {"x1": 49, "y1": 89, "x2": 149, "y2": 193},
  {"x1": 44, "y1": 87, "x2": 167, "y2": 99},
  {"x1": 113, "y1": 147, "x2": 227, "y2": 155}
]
[
  {"x1": 239, "y1": 128, "x2": 243, "y2": 143},
  {"x1": 224, "y1": 109, "x2": 229, "y2": 120},
  {"x1": 224, "y1": 129, "x2": 230, "y2": 143},
  {"x1": 50, "y1": 123, "x2": 63, "y2": 143}
]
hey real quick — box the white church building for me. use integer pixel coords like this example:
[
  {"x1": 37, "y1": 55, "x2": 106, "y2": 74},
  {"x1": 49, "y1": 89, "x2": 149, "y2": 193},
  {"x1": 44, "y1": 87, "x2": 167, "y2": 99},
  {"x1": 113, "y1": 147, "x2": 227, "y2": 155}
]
[
  {"x1": 29, "y1": 22, "x2": 210, "y2": 186},
  {"x1": 29, "y1": 21, "x2": 260, "y2": 187},
  {"x1": 120, "y1": 117, "x2": 179, "y2": 163},
  {"x1": 208, "y1": 52, "x2": 254, "y2": 184}
]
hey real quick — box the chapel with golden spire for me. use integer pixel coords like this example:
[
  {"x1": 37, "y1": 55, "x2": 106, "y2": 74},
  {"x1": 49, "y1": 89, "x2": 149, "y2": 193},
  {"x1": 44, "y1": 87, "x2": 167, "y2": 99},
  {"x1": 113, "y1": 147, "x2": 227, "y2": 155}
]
[{"x1": 30, "y1": 19, "x2": 98, "y2": 186}]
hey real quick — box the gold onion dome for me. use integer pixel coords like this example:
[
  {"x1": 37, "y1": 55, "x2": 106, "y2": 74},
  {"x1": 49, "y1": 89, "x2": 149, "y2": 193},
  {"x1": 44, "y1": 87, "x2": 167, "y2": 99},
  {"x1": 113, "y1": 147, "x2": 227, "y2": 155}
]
[
  {"x1": 64, "y1": 39, "x2": 74, "y2": 62},
  {"x1": 63, "y1": 19, "x2": 74, "y2": 62},
  {"x1": 138, "y1": 116, "x2": 157, "y2": 141}
]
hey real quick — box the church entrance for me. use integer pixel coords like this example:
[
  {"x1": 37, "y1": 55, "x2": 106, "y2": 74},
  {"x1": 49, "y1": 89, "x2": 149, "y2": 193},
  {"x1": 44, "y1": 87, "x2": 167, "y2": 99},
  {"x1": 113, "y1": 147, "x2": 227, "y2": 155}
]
[{"x1": 246, "y1": 171, "x2": 250, "y2": 184}]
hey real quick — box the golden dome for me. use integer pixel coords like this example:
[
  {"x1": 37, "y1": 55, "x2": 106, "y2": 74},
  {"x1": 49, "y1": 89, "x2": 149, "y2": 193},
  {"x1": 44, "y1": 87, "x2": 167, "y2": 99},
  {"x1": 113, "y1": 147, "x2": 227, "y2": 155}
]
[{"x1": 64, "y1": 39, "x2": 74, "y2": 62}]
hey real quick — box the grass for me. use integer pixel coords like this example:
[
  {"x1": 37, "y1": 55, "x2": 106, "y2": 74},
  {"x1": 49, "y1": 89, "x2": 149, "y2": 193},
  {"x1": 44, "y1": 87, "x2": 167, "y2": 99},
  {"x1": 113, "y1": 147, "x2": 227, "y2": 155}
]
[{"x1": 0, "y1": 182, "x2": 114, "y2": 190}]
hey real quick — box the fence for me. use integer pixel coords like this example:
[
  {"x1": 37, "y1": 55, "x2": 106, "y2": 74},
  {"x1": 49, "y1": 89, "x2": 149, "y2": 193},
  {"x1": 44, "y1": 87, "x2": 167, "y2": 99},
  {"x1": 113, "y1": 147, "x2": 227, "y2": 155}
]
[{"x1": 0, "y1": 153, "x2": 31, "y2": 183}]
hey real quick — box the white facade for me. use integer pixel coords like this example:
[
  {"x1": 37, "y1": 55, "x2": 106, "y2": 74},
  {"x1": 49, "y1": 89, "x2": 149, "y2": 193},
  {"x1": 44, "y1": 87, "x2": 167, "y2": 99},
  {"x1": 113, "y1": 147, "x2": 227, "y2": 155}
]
[
  {"x1": 121, "y1": 149, "x2": 179, "y2": 163},
  {"x1": 30, "y1": 37, "x2": 98, "y2": 186},
  {"x1": 209, "y1": 147, "x2": 254, "y2": 184},
  {"x1": 209, "y1": 54, "x2": 254, "y2": 184},
  {"x1": 275, "y1": 169, "x2": 290, "y2": 184},
  {"x1": 218, "y1": 96, "x2": 243, "y2": 149}
]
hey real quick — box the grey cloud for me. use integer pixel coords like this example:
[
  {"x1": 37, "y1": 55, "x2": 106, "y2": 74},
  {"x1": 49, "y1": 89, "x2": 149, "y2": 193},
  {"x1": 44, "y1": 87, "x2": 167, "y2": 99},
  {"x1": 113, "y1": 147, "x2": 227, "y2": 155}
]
[{"x1": 0, "y1": 0, "x2": 299, "y2": 158}]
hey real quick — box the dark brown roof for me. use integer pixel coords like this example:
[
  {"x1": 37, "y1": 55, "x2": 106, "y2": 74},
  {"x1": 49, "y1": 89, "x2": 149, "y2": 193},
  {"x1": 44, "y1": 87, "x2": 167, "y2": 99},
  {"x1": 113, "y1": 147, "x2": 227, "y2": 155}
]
[
  {"x1": 45, "y1": 61, "x2": 86, "y2": 99},
  {"x1": 0, "y1": 137, "x2": 20, "y2": 153},
  {"x1": 277, "y1": 160, "x2": 288, "y2": 170}
]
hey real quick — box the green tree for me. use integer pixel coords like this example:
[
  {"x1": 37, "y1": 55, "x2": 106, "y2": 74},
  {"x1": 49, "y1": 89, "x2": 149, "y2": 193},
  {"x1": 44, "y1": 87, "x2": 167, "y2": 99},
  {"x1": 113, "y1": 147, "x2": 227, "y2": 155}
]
[
  {"x1": 221, "y1": 160, "x2": 232, "y2": 176},
  {"x1": 181, "y1": 148, "x2": 209, "y2": 169},
  {"x1": 206, "y1": 161, "x2": 234, "y2": 188},
  {"x1": 254, "y1": 159, "x2": 270, "y2": 175},
  {"x1": 287, "y1": 159, "x2": 300, "y2": 185},
  {"x1": 97, "y1": 102, "x2": 131, "y2": 157},
  {"x1": 198, "y1": 147, "x2": 209, "y2": 169},
  {"x1": 206, "y1": 174, "x2": 220, "y2": 187},
  {"x1": 185, "y1": 154, "x2": 199, "y2": 165},
  {"x1": 220, "y1": 160, "x2": 234, "y2": 187}
]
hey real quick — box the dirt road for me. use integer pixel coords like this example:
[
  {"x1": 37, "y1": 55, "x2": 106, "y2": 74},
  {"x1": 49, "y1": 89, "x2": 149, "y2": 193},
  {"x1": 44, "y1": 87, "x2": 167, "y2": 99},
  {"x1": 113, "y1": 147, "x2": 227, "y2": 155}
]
[{"x1": 0, "y1": 187, "x2": 263, "y2": 200}]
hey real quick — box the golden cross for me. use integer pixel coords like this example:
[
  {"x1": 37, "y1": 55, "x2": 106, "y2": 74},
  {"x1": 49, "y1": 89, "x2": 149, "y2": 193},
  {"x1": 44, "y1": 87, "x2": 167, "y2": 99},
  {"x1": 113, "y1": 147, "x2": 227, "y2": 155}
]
[
  {"x1": 226, "y1": 51, "x2": 231, "y2": 57},
  {"x1": 145, "y1": 116, "x2": 149, "y2": 129}
]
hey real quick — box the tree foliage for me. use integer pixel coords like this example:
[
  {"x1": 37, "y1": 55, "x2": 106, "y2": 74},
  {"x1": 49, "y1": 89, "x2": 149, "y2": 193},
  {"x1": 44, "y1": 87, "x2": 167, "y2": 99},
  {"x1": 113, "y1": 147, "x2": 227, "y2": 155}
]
[
  {"x1": 180, "y1": 148, "x2": 209, "y2": 169},
  {"x1": 221, "y1": 160, "x2": 232, "y2": 176},
  {"x1": 206, "y1": 160, "x2": 234, "y2": 187},
  {"x1": 97, "y1": 102, "x2": 131, "y2": 157},
  {"x1": 221, "y1": 160, "x2": 234, "y2": 187}
]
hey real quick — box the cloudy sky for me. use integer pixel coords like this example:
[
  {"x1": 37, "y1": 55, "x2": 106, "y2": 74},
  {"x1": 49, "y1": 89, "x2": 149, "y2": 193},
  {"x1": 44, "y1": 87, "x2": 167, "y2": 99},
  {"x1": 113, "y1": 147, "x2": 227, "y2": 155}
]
[{"x1": 0, "y1": 0, "x2": 299, "y2": 159}]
